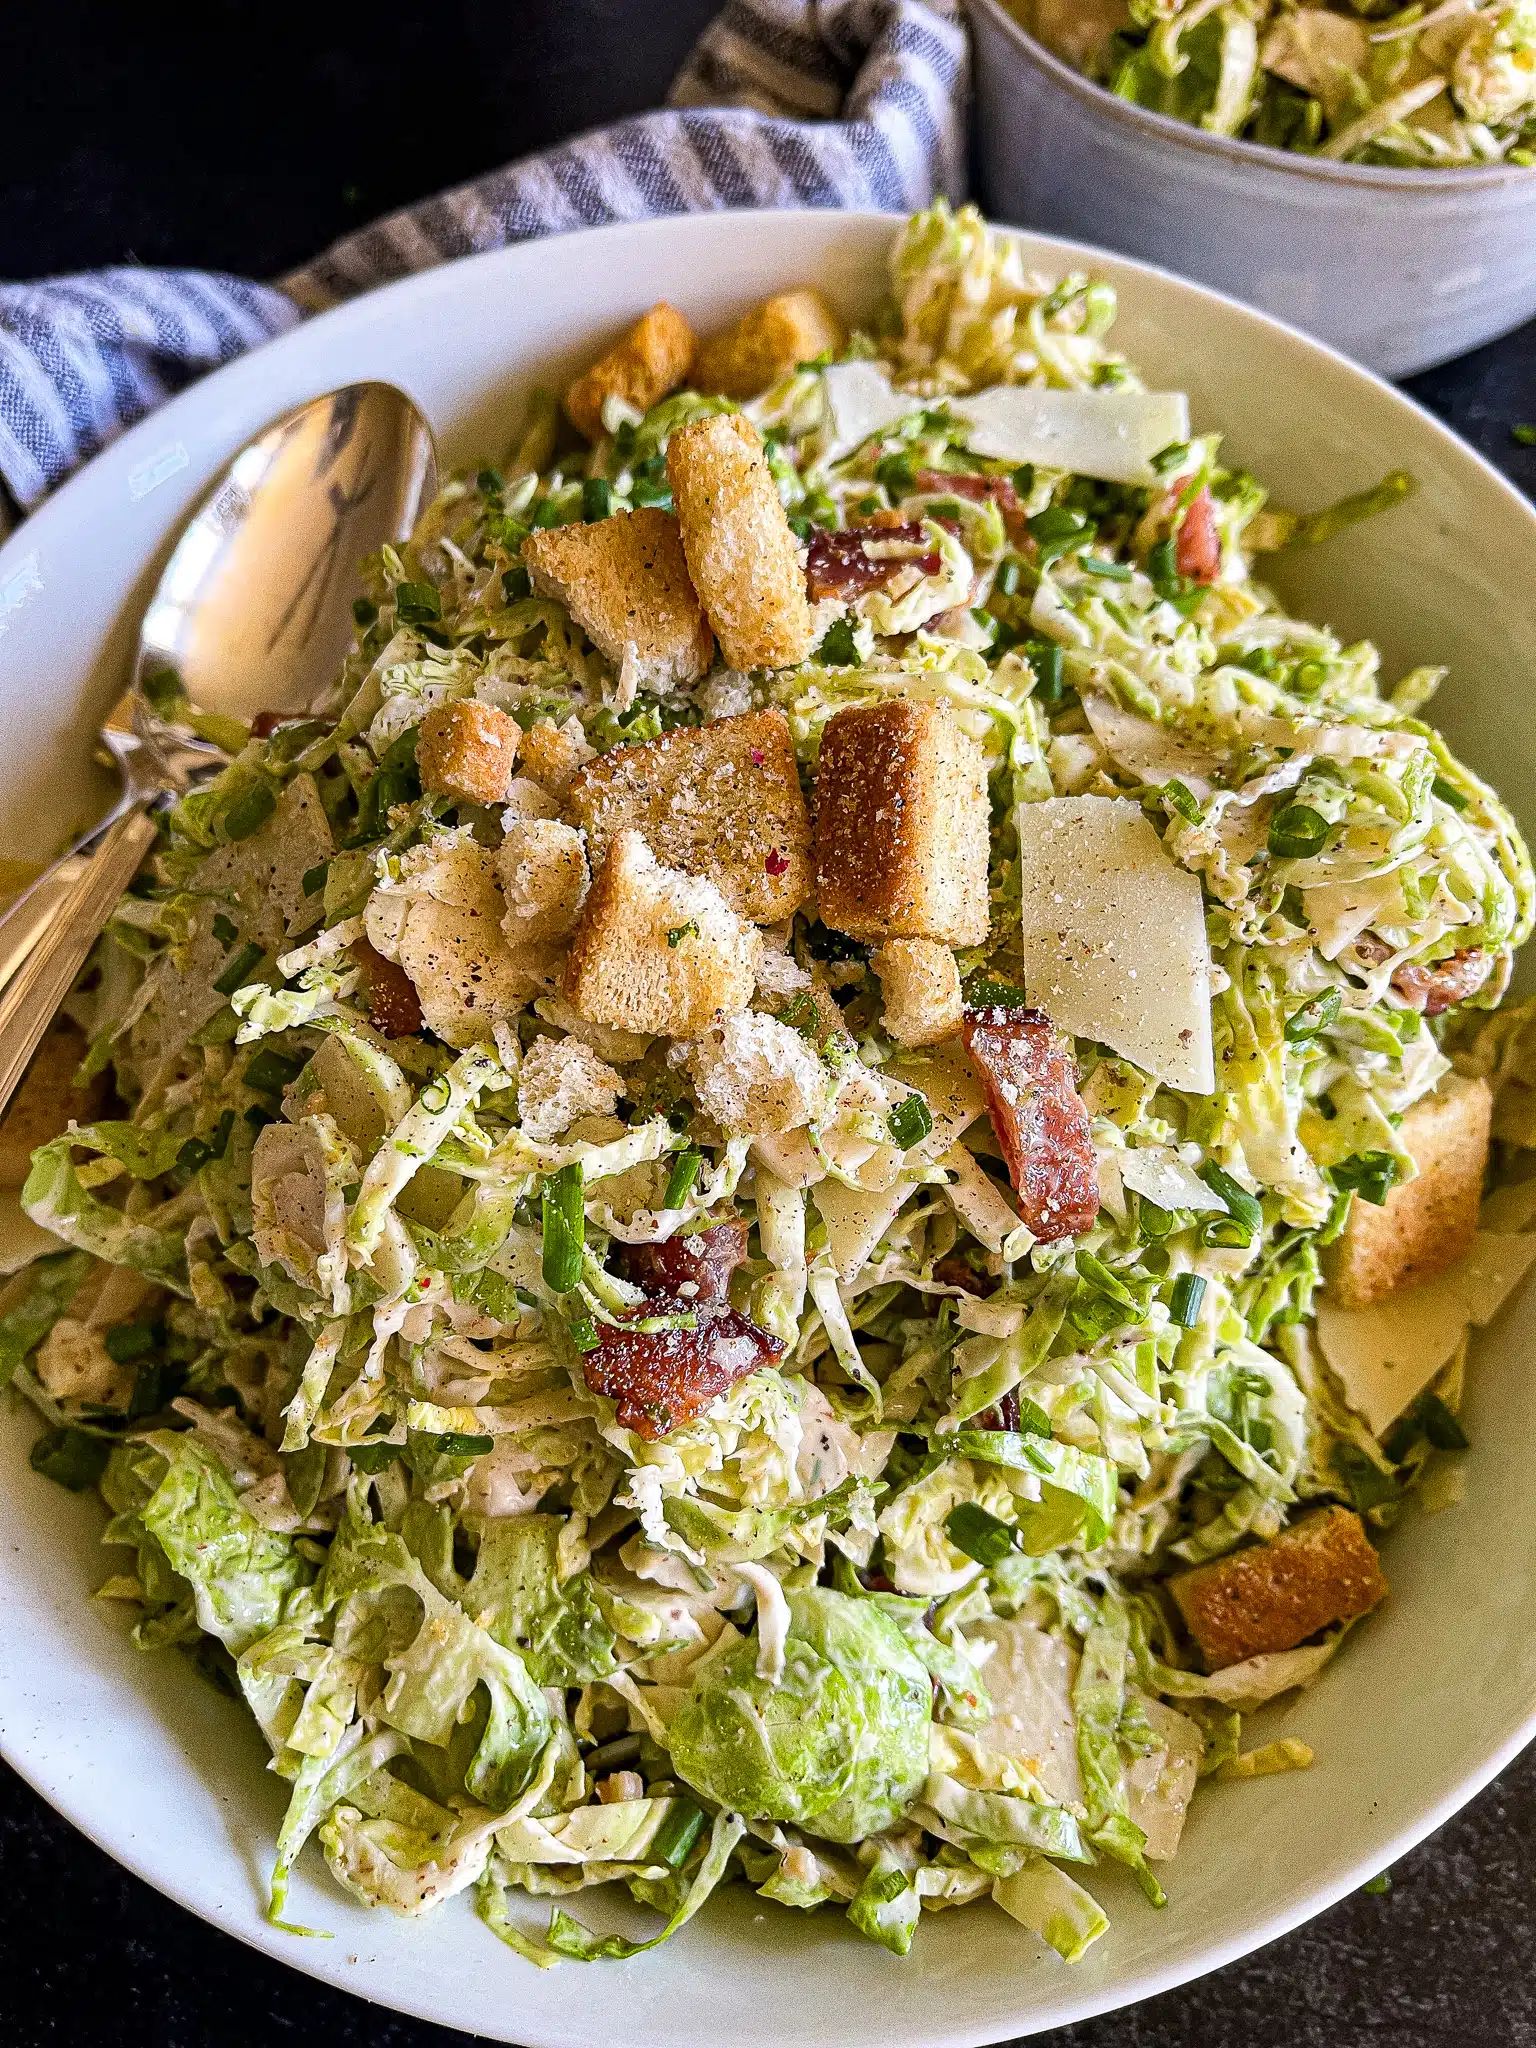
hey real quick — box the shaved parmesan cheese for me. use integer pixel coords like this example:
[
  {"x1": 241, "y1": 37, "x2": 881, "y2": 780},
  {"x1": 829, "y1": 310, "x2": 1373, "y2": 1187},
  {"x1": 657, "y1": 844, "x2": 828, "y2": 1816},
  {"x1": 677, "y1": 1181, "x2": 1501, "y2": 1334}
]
[
  {"x1": 1317, "y1": 1229, "x2": 1536, "y2": 1433},
  {"x1": 1125, "y1": 1696, "x2": 1204, "y2": 1862},
  {"x1": 1302, "y1": 868, "x2": 1405, "y2": 961},
  {"x1": 1081, "y1": 693, "x2": 1221, "y2": 795},
  {"x1": 812, "y1": 1175, "x2": 911, "y2": 1284},
  {"x1": 968, "y1": 1619, "x2": 1084, "y2": 1807},
  {"x1": 1016, "y1": 795, "x2": 1215, "y2": 1094},
  {"x1": 1116, "y1": 1145, "x2": 1228, "y2": 1215},
  {"x1": 952, "y1": 387, "x2": 1191, "y2": 488},
  {"x1": 822, "y1": 360, "x2": 919, "y2": 452},
  {"x1": 886, "y1": 1040, "x2": 988, "y2": 1153}
]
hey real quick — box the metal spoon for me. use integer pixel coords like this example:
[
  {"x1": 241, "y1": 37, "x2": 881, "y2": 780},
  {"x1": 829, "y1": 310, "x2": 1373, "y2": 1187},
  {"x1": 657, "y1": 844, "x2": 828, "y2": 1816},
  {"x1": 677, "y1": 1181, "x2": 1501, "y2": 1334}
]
[{"x1": 0, "y1": 381, "x2": 438, "y2": 1118}]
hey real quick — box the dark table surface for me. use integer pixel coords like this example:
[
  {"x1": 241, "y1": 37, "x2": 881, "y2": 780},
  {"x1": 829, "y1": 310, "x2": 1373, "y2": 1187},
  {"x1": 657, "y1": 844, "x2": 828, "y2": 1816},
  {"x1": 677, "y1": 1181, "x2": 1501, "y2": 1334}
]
[{"x1": 4, "y1": 3, "x2": 1536, "y2": 2043}]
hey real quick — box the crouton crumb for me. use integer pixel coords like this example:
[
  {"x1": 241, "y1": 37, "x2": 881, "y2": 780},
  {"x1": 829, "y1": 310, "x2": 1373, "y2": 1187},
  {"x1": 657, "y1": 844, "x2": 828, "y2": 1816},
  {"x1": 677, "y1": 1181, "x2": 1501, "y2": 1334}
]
[
  {"x1": 497, "y1": 818, "x2": 590, "y2": 944},
  {"x1": 517, "y1": 1034, "x2": 623, "y2": 1145},
  {"x1": 417, "y1": 700, "x2": 522, "y2": 808},
  {"x1": 687, "y1": 1011, "x2": 828, "y2": 1136},
  {"x1": 872, "y1": 938, "x2": 962, "y2": 1047}
]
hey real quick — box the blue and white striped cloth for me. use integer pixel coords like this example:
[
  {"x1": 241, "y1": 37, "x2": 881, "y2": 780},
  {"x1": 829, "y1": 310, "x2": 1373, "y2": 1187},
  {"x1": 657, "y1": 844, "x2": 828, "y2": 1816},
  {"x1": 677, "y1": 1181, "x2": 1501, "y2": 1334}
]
[{"x1": 0, "y1": 0, "x2": 966, "y2": 514}]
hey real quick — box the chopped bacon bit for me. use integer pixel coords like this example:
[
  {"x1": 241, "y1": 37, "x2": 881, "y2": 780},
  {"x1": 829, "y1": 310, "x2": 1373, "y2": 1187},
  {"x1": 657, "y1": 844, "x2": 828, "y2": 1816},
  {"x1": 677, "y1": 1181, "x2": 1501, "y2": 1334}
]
[
  {"x1": 351, "y1": 938, "x2": 423, "y2": 1039},
  {"x1": 251, "y1": 710, "x2": 317, "y2": 739},
  {"x1": 765, "y1": 847, "x2": 790, "y2": 876},
  {"x1": 1391, "y1": 947, "x2": 1491, "y2": 1016},
  {"x1": 961, "y1": 1004, "x2": 1099, "y2": 1242},
  {"x1": 977, "y1": 1391, "x2": 1022, "y2": 1435},
  {"x1": 912, "y1": 468, "x2": 1027, "y2": 541},
  {"x1": 619, "y1": 1220, "x2": 749, "y2": 1304},
  {"x1": 932, "y1": 1254, "x2": 998, "y2": 1298},
  {"x1": 582, "y1": 1297, "x2": 784, "y2": 1438},
  {"x1": 804, "y1": 524, "x2": 941, "y2": 601},
  {"x1": 1174, "y1": 488, "x2": 1221, "y2": 586}
]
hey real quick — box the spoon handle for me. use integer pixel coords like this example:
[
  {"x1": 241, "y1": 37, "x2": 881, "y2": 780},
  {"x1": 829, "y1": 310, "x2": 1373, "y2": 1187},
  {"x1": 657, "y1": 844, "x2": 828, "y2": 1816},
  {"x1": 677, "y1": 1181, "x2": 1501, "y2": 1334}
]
[{"x1": 0, "y1": 807, "x2": 160, "y2": 1120}]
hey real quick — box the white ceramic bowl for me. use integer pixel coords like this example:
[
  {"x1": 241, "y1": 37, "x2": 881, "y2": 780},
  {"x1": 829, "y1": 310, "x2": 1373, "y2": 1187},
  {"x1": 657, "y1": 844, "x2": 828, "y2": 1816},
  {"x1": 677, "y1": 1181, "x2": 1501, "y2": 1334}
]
[
  {"x1": 3, "y1": 209, "x2": 1536, "y2": 2047},
  {"x1": 968, "y1": 0, "x2": 1536, "y2": 378}
]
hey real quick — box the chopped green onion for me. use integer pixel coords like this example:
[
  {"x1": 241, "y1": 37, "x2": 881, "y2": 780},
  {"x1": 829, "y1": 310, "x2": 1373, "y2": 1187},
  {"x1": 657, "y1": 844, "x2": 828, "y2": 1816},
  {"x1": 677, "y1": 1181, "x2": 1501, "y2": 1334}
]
[
  {"x1": 1161, "y1": 779, "x2": 1202, "y2": 824},
  {"x1": 1418, "y1": 1391, "x2": 1469, "y2": 1452},
  {"x1": 1076, "y1": 1250, "x2": 1137, "y2": 1308},
  {"x1": 213, "y1": 942, "x2": 264, "y2": 996},
  {"x1": 568, "y1": 1313, "x2": 601, "y2": 1355},
  {"x1": 477, "y1": 466, "x2": 505, "y2": 497},
  {"x1": 1284, "y1": 989, "x2": 1342, "y2": 1042},
  {"x1": 424, "y1": 1431, "x2": 495, "y2": 1458},
  {"x1": 1267, "y1": 805, "x2": 1330, "y2": 860},
  {"x1": 1514, "y1": 424, "x2": 1536, "y2": 447},
  {"x1": 875, "y1": 452, "x2": 915, "y2": 496},
  {"x1": 301, "y1": 863, "x2": 329, "y2": 897},
  {"x1": 1333, "y1": 1441, "x2": 1399, "y2": 1513},
  {"x1": 394, "y1": 579, "x2": 441, "y2": 624},
  {"x1": 1197, "y1": 1162, "x2": 1262, "y2": 1246},
  {"x1": 666, "y1": 921, "x2": 700, "y2": 949},
  {"x1": 944, "y1": 1500, "x2": 1018, "y2": 1569},
  {"x1": 352, "y1": 597, "x2": 378, "y2": 630},
  {"x1": 223, "y1": 784, "x2": 277, "y2": 842},
  {"x1": 1138, "y1": 1196, "x2": 1175, "y2": 1240},
  {"x1": 211, "y1": 912, "x2": 238, "y2": 947},
  {"x1": 104, "y1": 1319, "x2": 158, "y2": 1364},
  {"x1": 994, "y1": 556, "x2": 1022, "y2": 598},
  {"x1": 1330, "y1": 1150, "x2": 1399, "y2": 1207},
  {"x1": 347, "y1": 1441, "x2": 401, "y2": 1475},
  {"x1": 663, "y1": 1150, "x2": 702, "y2": 1210},
  {"x1": 582, "y1": 477, "x2": 613, "y2": 523},
  {"x1": 541, "y1": 1163, "x2": 585, "y2": 1293},
  {"x1": 1168, "y1": 1272, "x2": 1207, "y2": 1327},
  {"x1": 652, "y1": 1799, "x2": 707, "y2": 1868},
  {"x1": 1362, "y1": 1872, "x2": 1393, "y2": 1896},
  {"x1": 1431, "y1": 776, "x2": 1469, "y2": 811},
  {"x1": 1024, "y1": 638, "x2": 1065, "y2": 704},
  {"x1": 1150, "y1": 441, "x2": 1192, "y2": 477},
  {"x1": 962, "y1": 970, "x2": 1029, "y2": 1010},
  {"x1": 888, "y1": 1095, "x2": 935, "y2": 1149},
  {"x1": 1011, "y1": 463, "x2": 1035, "y2": 497},
  {"x1": 1080, "y1": 555, "x2": 1133, "y2": 581}
]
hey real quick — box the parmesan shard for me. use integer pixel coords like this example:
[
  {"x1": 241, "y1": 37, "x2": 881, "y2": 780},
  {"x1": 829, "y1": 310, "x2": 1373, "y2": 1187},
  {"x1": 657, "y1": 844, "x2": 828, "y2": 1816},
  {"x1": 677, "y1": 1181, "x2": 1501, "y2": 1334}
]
[
  {"x1": 952, "y1": 386, "x2": 1191, "y2": 488},
  {"x1": 1016, "y1": 795, "x2": 1215, "y2": 1095},
  {"x1": 1316, "y1": 1228, "x2": 1536, "y2": 1435}
]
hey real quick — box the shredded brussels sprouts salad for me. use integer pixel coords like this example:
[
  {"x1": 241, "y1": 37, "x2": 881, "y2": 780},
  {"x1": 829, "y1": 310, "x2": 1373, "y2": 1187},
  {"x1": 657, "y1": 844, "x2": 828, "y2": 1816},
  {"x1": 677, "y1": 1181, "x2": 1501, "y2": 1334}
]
[
  {"x1": 7, "y1": 201, "x2": 1536, "y2": 1969},
  {"x1": 1018, "y1": 0, "x2": 1536, "y2": 165}
]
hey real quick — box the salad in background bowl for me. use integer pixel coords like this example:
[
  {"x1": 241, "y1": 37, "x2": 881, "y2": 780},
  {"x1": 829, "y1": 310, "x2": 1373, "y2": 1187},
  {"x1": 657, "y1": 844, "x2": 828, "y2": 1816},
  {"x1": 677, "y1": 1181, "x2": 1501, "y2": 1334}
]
[{"x1": 968, "y1": 0, "x2": 1536, "y2": 375}]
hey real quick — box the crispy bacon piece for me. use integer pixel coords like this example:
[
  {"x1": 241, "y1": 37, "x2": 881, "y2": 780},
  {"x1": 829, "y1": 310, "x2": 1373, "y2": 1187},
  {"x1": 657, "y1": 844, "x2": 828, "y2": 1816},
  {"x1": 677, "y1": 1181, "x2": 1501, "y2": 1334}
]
[
  {"x1": 351, "y1": 938, "x2": 423, "y2": 1039},
  {"x1": 1390, "y1": 947, "x2": 1491, "y2": 1016},
  {"x1": 932, "y1": 1254, "x2": 998, "y2": 1298},
  {"x1": 582, "y1": 1297, "x2": 784, "y2": 1438},
  {"x1": 961, "y1": 1004, "x2": 1099, "y2": 1242},
  {"x1": 912, "y1": 468, "x2": 1027, "y2": 540},
  {"x1": 1174, "y1": 487, "x2": 1221, "y2": 586},
  {"x1": 804, "y1": 523, "x2": 941, "y2": 602},
  {"x1": 618, "y1": 1219, "x2": 749, "y2": 1303}
]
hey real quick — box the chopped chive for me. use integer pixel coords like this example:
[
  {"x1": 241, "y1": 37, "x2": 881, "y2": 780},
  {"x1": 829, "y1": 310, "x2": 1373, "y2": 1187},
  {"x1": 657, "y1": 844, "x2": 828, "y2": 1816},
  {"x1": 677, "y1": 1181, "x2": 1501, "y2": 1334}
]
[
  {"x1": 1011, "y1": 463, "x2": 1035, "y2": 496},
  {"x1": 568, "y1": 1313, "x2": 601, "y2": 1355},
  {"x1": 1080, "y1": 555, "x2": 1133, "y2": 581},
  {"x1": 1431, "y1": 776, "x2": 1469, "y2": 811},
  {"x1": 477, "y1": 466, "x2": 505, "y2": 496},
  {"x1": 1168, "y1": 1272, "x2": 1207, "y2": 1327},
  {"x1": 1024, "y1": 639, "x2": 1065, "y2": 704},
  {"x1": 582, "y1": 477, "x2": 613, "y2": 523},
  {"x1": 1284, "y1": 988, "x2": 1342, "y2": 1042},
  {"x1": 875, "y1": 452, "x2": 915, "y2": 496},
  {"x1": 424, "y1": 1431, "x2": 495, "y2": 1458},
  {"x1": 888, "y1": 1095, "x2": 935, "y2": 1149},
  {"x1": 652, "y1": 1800, "x2": 707, "y2": 1868},
  {"x1": 1197, "y1": 1162, "x2": 1262, "y2": 1246},
  {"x1": 944, "y1": 1500, "x2": 1018, "y2": 1568},
  {"x1": 104, "y1": 1319, "x2": 159, "y2": 1364},
  {"x1": 211, "y1": 912, "x2": 238, "y2": 947},
  {"x1": 1330, "y1": 1150, "x2": 1399, "y2": 1207},
  {"x1": 663, "y1": 1150, "x2": 702, "y2": 1210},
  {"x1": 541, "y1": 1163, "x2": 585, "y2": 1293},
  {"x1": 1161, "y1": 779, "x2": 1202, "y2": 824},
  {"x1": 347, "y1": 1441, "x2": 400, "y2": 1474},
  {"x1": 1138, "y1": 1196, "x2": 1175, "y2": 1240},
  {"x1": 1333, "y1": 1440, "x2": 1400, "y2": 1512},
  {"x1": 1076, "y1": 1250, "x2": 1137, "y2": 1308},
  {"x1": 394, "y1": 580, "x2": 441, "y2": 625},
  {"x1": 213, "y1": 942, "x2": 264, "y2": 996},
  {"x1": 352, "y1": 596, "x2": 378, "y2": 630},
  {"x1": 995, "y1": 556, "x2": 1022, "y2": 598},
  {"x1": 1267, "y1": 805, "x2": 1330, "y2": 860},
  {"x1": 301, "y1": 863, "x2": 329, "y2": 897}
]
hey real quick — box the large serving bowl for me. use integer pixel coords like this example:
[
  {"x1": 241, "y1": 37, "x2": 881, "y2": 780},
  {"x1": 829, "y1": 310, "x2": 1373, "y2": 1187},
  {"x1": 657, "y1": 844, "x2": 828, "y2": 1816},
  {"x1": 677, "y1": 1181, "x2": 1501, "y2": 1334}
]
[
  {"x1": 2, "y1": 208, "x2": 1536, "y2": 2046},
  {"x1": 968, "y1": 0, "x2": 1536, "y2": 377}
]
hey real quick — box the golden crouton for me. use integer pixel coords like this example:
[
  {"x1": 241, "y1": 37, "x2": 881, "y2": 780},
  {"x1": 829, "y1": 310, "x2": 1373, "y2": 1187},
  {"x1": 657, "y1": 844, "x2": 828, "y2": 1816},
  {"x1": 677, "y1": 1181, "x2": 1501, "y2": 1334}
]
[
  {"x1": 0, "y1": 1018, "x2": 105, "y2": 1187},
  {"x1": 566, "y1": 708, "x2": 810, "y2": 922},
  {"x1": 872, "y1": 938, "x2": 963, "y2": 1047},
  {"x1": 564, "y1": 303, "x2": 697, "y2": 442},
  {"x1": 1170, "y1": 1506, "x2": 1387, "y2": 1670},
  {"x1": 416, "y1": 700, "x2": 522, "y2": 807},
  {"x1": 498, "y1": 818, "x2": 590, "y2": 943},
  {"x1": 815, "y1": 701, "x2": 991, "y2": 946},
  {"x1": 519, "y1": 717, "x2": 595, "y2": 800},
  {"x1": 522, "y1": 508, "x2": 713, "y2": 692},
  {"x1": 1326, "y1": 1073, "x2": 1492, "y2": 1308},
  {"x1": 666, "y1": 414, "x2": 815, "y2": 672},
  {"x1": 693, "y1": 289, "x2": 847, "y2": 400},
  {"x1": 564, "y1": 830, "x2": 759, "y2": 1039}
]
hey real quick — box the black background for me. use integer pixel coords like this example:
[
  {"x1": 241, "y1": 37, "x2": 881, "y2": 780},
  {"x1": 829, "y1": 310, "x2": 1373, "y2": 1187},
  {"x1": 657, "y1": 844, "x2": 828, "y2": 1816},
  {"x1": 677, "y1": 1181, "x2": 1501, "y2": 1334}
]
[{"x1": 4, "y1": 3, "x2": 1536, "y2": 2042}]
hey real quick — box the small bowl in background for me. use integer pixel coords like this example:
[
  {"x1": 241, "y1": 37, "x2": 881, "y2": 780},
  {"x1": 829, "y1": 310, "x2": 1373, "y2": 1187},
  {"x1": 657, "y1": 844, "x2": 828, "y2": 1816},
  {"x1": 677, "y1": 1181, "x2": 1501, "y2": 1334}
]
[{"x1": 968, "y1": 0, "x2": 1536, "y2": 377}]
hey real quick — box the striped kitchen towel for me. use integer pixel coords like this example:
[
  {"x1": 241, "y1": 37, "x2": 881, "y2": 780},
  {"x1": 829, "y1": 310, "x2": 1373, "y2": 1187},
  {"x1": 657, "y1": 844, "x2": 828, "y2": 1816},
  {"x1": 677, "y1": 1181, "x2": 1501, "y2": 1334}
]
[{"x1": 0, "y1": 0, "x2": 966, "y2": 514}]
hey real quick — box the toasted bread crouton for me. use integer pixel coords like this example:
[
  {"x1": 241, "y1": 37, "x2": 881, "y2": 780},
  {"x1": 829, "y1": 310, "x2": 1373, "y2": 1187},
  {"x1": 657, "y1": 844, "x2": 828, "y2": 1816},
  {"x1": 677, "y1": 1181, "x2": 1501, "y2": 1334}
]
[
  {"x1": 522, "y1": 508, "x2": 713, "y2": 692},
  {"x1": 693, "y1": 289, "x2": 847, "y2": 400},
  {"x1": 517, "y1": 1033, "x2": 623, "y2": 1144},
  {"x1": 1327, "y1": 1073, "x2": 1492, "y2": 1308},
  {"x1": 519, "y1": 718, "x2": 595, "y2": 800},
  {"x1": 666, "y1": 414, "x2": 815, "y2": 672},
  {"x1": 564, "y1": 302, "x2": 697, "y2": 442},
  {"x1": 564, "y1": 830, "x2": 759, "y2": 1039},
  {"x1": 497, "y1": 818, "x2": 590, "y2": 943},
  {"x1": 872, "y1": 938, "x2": 962, "y2": 1048},
  {"x1": 815, "y1": 701, "x2": 991, "y2": 946},
  {"x1": 1171, "y1": 1506, "x2": 1387, "y2": 1670},
  {"x1": 0, "y1": 1017, "x2": 105, "y2": 1187},
  {"x1": 417, "y1": 699, "x2": 522, "y2": 807},
  {"x1": 687, "y1": 1011, "x2": 830, "y2": 1136},
  {"x1": 566, "y1": 708, "x2": 810, "y2": 921}
]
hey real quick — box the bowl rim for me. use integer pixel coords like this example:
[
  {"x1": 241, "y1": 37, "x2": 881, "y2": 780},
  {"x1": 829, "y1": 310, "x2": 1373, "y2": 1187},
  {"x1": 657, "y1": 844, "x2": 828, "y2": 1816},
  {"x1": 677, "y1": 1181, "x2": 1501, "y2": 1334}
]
[
  {"x1": 967, "y1": 0, "x2": 1536, "y2": 190},
  {"x1": 4, "y1": 203, "x2": 1536, "y2": 2045}
]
